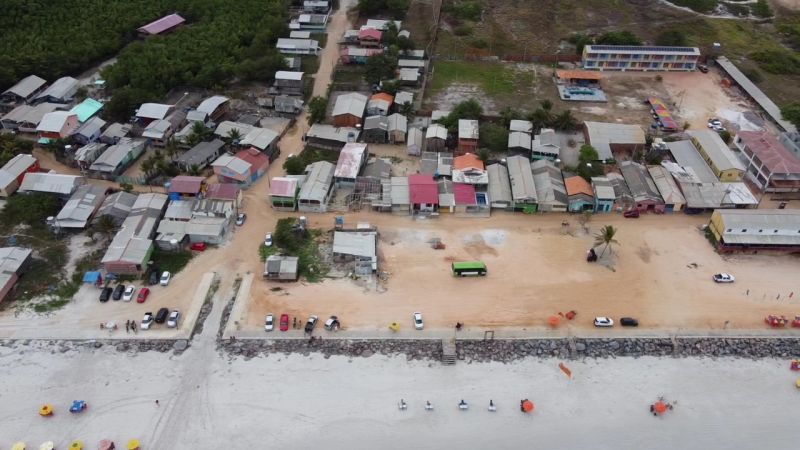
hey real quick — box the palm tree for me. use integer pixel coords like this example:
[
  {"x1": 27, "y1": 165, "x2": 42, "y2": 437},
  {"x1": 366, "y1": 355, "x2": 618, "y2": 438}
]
[
  {"x1": 226, "y1": 128, "x2": 242, "y2": 143},
  {"x1": 165, "y1": 138, "x2": 179, "y2": 161},
  {"x1": 527, "y1": 108, "x2": 551, "y2": 131},
  {"x1": 540, "y1": 99, "x2": 553, "y2": 112},
  {"x1": 191, "y1": 121, "x2": 211, "y2": 141},
  {"x1": 140, "y1": 159, "x2": 155, "y2": 178},
  {"x1": 476, "y1": 148, "x2": 491, "y2": 163},
  {"x1": 553, "y1": 110, "x2": 577, "y2": 131},
  {"x1": 95, "y1": 215, "x2": 118, "y2": 238},
  {"x1": 594, "y1": 225, "x2": 619, "y2": 258}
]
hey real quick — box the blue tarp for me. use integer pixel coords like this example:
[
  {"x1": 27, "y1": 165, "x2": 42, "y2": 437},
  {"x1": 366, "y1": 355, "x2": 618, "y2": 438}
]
[{"x1": 82, "y1": 271, "x2": 101, "y2": 283}]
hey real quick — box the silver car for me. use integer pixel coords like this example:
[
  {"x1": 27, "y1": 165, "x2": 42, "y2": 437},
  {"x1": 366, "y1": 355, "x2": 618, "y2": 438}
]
[{"x1": 167, "y1": 310, "x2": 180, "y2": 328}]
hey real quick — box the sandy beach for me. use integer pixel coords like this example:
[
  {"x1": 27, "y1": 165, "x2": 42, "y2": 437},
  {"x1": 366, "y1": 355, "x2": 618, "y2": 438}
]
[{"x1": 1, "y1": 338, "x2": 799, "y2": 449}]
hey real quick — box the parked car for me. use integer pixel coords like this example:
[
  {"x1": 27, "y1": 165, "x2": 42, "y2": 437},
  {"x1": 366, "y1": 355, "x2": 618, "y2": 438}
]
[
  {"x1": 155, "y1": 307, "x2": 169, "y2": 324},
  {"x1": 324, "y1": 315, "x2": 340, "y2": 331},
  {"x1": 167, "y1": 310, "x2": 180, "y2": 328},
  {"x1": 148, "y1": 268, "x2": 160, "y2": 286},
  {"x1": 713, "y1": 273, "x2": 735, "y2": 283},
  {"x1": 136, "y1": 287, "x2": 150, "y2": 303},
  {"x1": 413, "y1": 312, "x2": 424, "y2": 330},
  {"x1": 190, "y1": 242, "x2": 207, "y2": 251},
  {"x1": 623, "y1": 209, "x2": 640, "y2": 218},
  {"x1": 235, "y1": 213, "x2": 247, "y2": 226},
  {"x1": 99, "y1": 287, "x2": 113, "y2": 302},
  {"x1": 279, "y1": 314, "x2": 289, "y2": 332},
  {"x1": 264, "y1": 233, "x2": 273, "y2": 247},
  {"x1": 122, "y1": 286, "x2": 136, "y2": 302},
  {"x1": 304, "y1": 315, "x2": 318, "y2": 333},
  {"x1": 697, "y1": 64, "x2": 709, "y2": 73},
  {"x1": 160, "y1": 271, "x2": 171, "y2": 286},
  {"x1": 141, "y1": 312, "x2": 154, "y2": 330},
  {"x1": 593, "y1": 317, "x2": 614, "y2": 327},
  {"x1": 265, "y1": 314, "x2": 274, "y2": 332},
  {"x1": 620, "y1": 317, "x2": 639, "y2": 327},
  {"x1": 112, "y1": 284, "x2": 125, "y2": 301}
]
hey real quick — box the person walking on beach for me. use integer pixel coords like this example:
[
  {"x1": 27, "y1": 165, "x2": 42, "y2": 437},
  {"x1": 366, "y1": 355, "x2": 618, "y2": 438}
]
[
  {"x1": 155, "y1": 400, "x2": 159, "y2": 406},
  {"x1": 125, "y1": 320, "x2": 130, "y2": 333}
]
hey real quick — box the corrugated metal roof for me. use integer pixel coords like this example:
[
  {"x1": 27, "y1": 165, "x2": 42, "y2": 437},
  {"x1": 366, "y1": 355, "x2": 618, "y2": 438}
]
[
  {"x1": 584, "y1": 121, "x2": 645, "y2": 160},
  {"x1": 275, "y1": 71, "x2": 303, "y2": 81},
  {"x1": 458, "y1": 120, "x2": 479, "y2": 139},
  {"x1": 90, "y1": 138, "x2": 145, "y2": 172},
  {"x1": 647, "y1": 165, "x2": 685, "y2": 205},
  {"x1": 277, "y1": 38, "x2": 319, "y2": 50},
  {"x1": 298, "y1": 161, "x2": 335, "y2": 202},
  {"x1": 716, "y1": 209, "x2": 800, "y2": 246},
  {"x1": 619, "y1": 161, "x2": 663, "y2": 204},
  {"x1": 532, "y1": 159, "x2": 568, "y2": 207},
  {"x1": 736, "y1": 130, "x2": 800, "y2": 175},
  {"x1": 142, "y1": 119, "x2": 171, "y2": 138},
  {"x1": 164, "y1": 199, "x2": 194, "y2": 221},
  {"x1": 586, "y1": 45, "x2": 699, "y2": 55},
  {"x1": 688, "y1": 129, "x2": 745, "y2": 172},
  {"x1": 509, "y1": 120, "x2": 533, "y2": 133},
  {"x1": 168, "y1": 175, "x2": 205, "y2": 194},
  {"x1": 76, "y1": 116, "x2": 106, "y2": 138},
  {"x1": 196, "y1": 95, "x2": 229, "y2": 115},
  {"x1": 212, "y1": 154, "x2": 250, "y2": 177},
  {"x1": 716, "y1": 56, "x2": 796, "y2": 133},
  {"x1": 55, "y1": 184, "x2": 108, "y2": 228},
  {"x1": 307, "y1": 124, "x2": 359, "y2": 143},
  {"x1": 36, "y1": 111, "x2": 76, "y2": 132},
  {"x1": 2, "y1": 75, "x2": 46, "y2": 99},
  {"x1": 333, "y1": 93, "x2": 368, "y2": 118},
  {"x1": 335, "y1": 143, "x2": 367, "y2": 179},
  {"x1": 0, "y1": 154, "x2": 37, "y2": 179},
  {"x1": 271, "y1": 177, "x2": 298, "y2": 197},
  {"x1": 425, "y1": 124, "x2": 447, "y2": 140},
  {"x1": 508, "y1": 131, "x2": 531, "y2": 150},
  {"x1": 591, "y1": 177, "x2": 616, "y2": 200},
  {"x1": 333, "y1": 231, "x2": 376, "y2": 258},
  {"x1": 136, "y1": 103, "x2": 171, "y2": 120},
  {"x1": 507, "y1": 155, "x2": 537, "y2": 202},
  {"x1": 34, "y1": 77, "x2": 78, "y2": 102},
  {"x1": 388, "y1": 113, "x2": 407, "y2": 133},
  {"x1": 408, "y1": 173, "x2": 439, "y2": 204},
  {"x1": 390, "y1": 176, "x2": 409, "y2": 204},
  {"x1": 69, "y1": 98, "x2": 103, "y2": 122},
  {"x1": 19, "y1": 172, "x2": 85, "y2": 195},
  {"x1": 240, "y1": 127, "x2": 278, "y2": 150},
  {"x1": 487, "y1": 163, "x2": 512, "y2": 204},
  {"x1": 138, "y1": 13, "x2": 185, "y2": 34},
  {"x1": 177, "y1": 139, "x2": 224, "y2": 167},
  {"x1": 667, "y1": 139, "x2": 718, "y2": 183}
]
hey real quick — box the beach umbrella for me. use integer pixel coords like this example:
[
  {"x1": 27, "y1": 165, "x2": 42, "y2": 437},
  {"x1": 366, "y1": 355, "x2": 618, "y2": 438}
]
[
  {"x1": 547, "y1": 316, "x2": 561, "y2": 327},
  {"x1": 39, "y1": 404, "x2": 54, "y2": 416},
  {"x1": 127, "y1": 439, "x2": 141, "y2": 450},
  {"x1": 98, "y1": 439, "x2": 115, "y2": 450},
  {"x1": 654, "y1": 401, "x2": 667, "y2": 414},
  {"x1": 521, "y1": 399, "x2": 534, "y2": 413},
  {"x1": 39, "y1": 442, "x2": 55, "y2": 450},
  {"x1": 389, "y1": 322, "x2": 400, "y2": 332},
  {"x1": 12, "y1": 443, "x2": 26, "y2": 450},
  {"x1": 70, "y1": 441, "x2": 84, "y2": 450}
]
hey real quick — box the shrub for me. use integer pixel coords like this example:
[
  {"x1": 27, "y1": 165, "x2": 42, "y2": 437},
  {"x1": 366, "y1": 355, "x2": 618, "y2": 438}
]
[
  {"x1": 751, "y1": 0, "x2": 772, "y2": 18},
  {"x1": 751, "y1": 50, "x2": 800, "y2": 74},
  {"x1": 740, "y1": 66, "x2": 763, "y2": 83},
  {"x1": 453, "y1": 25, "x2": 473, "y2": 36},
  {"x1": 655, "y1": 29, "x2": 688, "y2": 46},
  {"x1": 470, "y1": 38, "x2": 489, "y2": 49},
  {"x1": 446, "y1": 1, "x2": 483, "y2": 21}
]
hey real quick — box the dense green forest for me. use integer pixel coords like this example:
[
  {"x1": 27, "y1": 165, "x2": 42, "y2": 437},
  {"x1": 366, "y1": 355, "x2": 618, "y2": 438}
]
[{"x1": 0, "y1": 0, "x2": 288, "y2": 121}]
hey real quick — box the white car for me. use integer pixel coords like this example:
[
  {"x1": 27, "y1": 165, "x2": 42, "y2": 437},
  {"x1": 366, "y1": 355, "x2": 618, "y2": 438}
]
[
  {"x1": 413, "y1": 312, "x2": 424, "y2": 330},
  {"x1": 167, "y1": 310, "x2": 180, "y2": 328},
  {"x1": 122, "y1": 286, "x2": 136, "y2": 302},
  {"x1": 141, "y1": 312, "x2": 154, "y2": 330},
  {"x1": 713, "y1": 273, "x2": 735, "y2": 283},
  {"x1": 593, "y1": 317, "x2": 614, "y2": 327},
  {"x1": 265, "y1": 314, "x2": 274, "y2": 332},
  {"x1": 707, "y1": 119, "x2": 722, "y2": 127},
  {"x1": 160, "y1": 271, "x2": 171, "y2": 286},
  {"x1": 264, "y1": 233, "x2": 273, "y2": 247},
  {"x1": 235, "y1": 213, "x2": 247, "y2": 226}
]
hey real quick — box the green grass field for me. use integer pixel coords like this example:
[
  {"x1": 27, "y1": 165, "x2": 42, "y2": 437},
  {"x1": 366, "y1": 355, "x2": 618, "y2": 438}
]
[{"x1": 429, "y1": 60, "x2": 535, "y2": 96}]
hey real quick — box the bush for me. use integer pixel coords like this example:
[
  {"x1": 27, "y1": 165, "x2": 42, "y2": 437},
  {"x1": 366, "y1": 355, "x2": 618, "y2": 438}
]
[
  {"x1": 781, "y1": 103, "x2": 800, "y2": 129},
  {"x1": 359, "y1": 0, "x2": 409, "y2": 19},
  {"x1": 723, "y1": 2, "x2": 750, "y2": 17},
  {"x1": 596, "y1": 31, "x2": 641, "y2": 46},
  {"x1": 656, "y1": 29, "x2": 688, "y2": 46},
  {"x1": 568, "y1": 33, "x2": 593, "y2": 55},
  {"x1": 470, "y1": 38, "x2": 489, "y2": 49},
  {"x1": 446, "y1": 1, "x2": 483, "y2": 21},
  {"x1": 751, "y1": 0, "x2": 772, "y2": 18},
  {"x1": 740, "y1": 66, "x2": 763, "y2": 83},
  {"x1": 0, "y1": 193, "x2": 60, "y2": 231},
  {"x1": 751, "y1": 50, "x2": 800, "y2": 74},
  {"x1": 436, "y1": 99, "x2": 483, "y2": 131},
  {"x1": 478, "y1": 123, "x2": 508, "y2": 153},
  {"x1": 453, "y1": 25, "x2": 472, "y2": 36}
]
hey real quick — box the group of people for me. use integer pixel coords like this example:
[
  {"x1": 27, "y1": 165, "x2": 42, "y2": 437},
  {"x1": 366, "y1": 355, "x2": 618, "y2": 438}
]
[{"x1": 125, "y1": 320, "x2": 137, "y2": 333}]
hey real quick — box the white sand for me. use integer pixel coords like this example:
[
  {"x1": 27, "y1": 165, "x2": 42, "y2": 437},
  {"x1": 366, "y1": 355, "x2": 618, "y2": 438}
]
[{"x1": 1, "y1": 341, "x2": 798, "y2": 449}]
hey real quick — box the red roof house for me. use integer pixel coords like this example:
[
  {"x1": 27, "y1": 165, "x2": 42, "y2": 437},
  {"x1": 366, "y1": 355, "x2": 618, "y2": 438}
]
[
  {"x1": 734, "y1": 130, "x2": 800, "y2": 193},
  {"x1": 454, "y1": 183, "x2": 477, "y2": 205},
  {"x1": 168, "y1": 175, "x2": 206, "y2": 197},
  {"x1": 358, "y1": 28, "x2": 383, "y2": 47},
  {"x1": 408, "y1": 174, "x2": 439, "y2": 211}
]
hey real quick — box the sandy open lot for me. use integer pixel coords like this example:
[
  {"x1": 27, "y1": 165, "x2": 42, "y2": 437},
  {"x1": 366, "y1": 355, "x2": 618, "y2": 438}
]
[
  {"x1": 2, "y1": 339, "x2": 799, "y2": 449},
  {"x1": 234, "y1": 212, "x2": 800, "y2": 335}
]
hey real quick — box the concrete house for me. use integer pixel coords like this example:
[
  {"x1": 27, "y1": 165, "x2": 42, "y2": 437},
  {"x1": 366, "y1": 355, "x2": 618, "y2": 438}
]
[
  {"x1": 1, "y1": 75, "x2": 47, "y2": 107},
  {"x1": 334, "y1": 143, "x2": 368, "y2": 187},
  {"x1": 101, "y1": 193, "x2": 168, "y2": 275},
  {"x1": 409, "y1": 174, "x2": 439, "y2": 212},
  {"x1": 619, "y1": 161, "x2": 665, "y2": 212},
  {"x1": 270, "y1": 176, "x2": 302, "y2": 211},
  {"x1": 582, "y1": 45, "x2": 700, "y2": 72},
  {"x1": 564, "y1": 176, "x2": 595, "y2": 212},
  {"x1": 734, "y1": 130, "x2": 800, "y2": 193},
  {"x1": 507, "y1": 155, "x2": 538, "y2": 211},
  {"x1": 425, "y1": 124, "x2": 447, "y2": 152},
  {"x1": 73, "y1": 116, "x2": 106, "y2": 144},
  {"x1": 452, "y1": 153, "x2": 488, "y2": 187},
  {"x1": 532, "y1": 159, "x2": 568, "y2": 212},
  {"x1": 531, "y1": 128, "x2": 560, "y2": 160},
  {"x1": 362, "y1": 116, "x2": 388, "y2": 143},
  {"x1": 708, "y1": 209, "x2": 800, "y2": 253},
  {"x1": 688, "y1": 129, "x2": 745, "y2": 182},
  {"x1": 32, "y1": 77, "x2": 79, "y2": 104},
  {"x1": 142, "y1": 119, "x2": 173, "y2": 147},
  {"x1": 212, "y1": 148, "x2": 270, "y2": 187},
  {"x1": 177, "y1": 139, "x2": 225, "y2": 171},
  {"x1": 264, "y1": 255, "x2": 299, "y2": 281},
  {"x1": 647, "y1": 165, "x2": 685, "y2": 212},
  {"x1": 358, "y1": 28, "x2": 383, "y2": 47},
  {"x1": 168, "y1": 175, "x2": 206, "y2": 198},
  {"x1": 487, "y1": 163, "x2": 512, "y2": 209},
  {"x1": 591, "y1": 176, "x2": 616, "y2": 213},
  {"x1": 457, "y1": 120, "x2": 479, "y2": 155},
  {"x1": 36, "y1": 111, "x2": 79, "y2": 140},
  {"x1": 0, "y1": 154, "x2": 39, "y2": 197},
  {"x1": 339, "y1": 47, "x2": 383, "y2": 65},
  {"x1": 332, "y1": 93, "x2": 368, "y2": 127},
  {"x1": 298, "y1": 161, "x2": 335, "y2": 213},
  {"x1": 89, "y1": 138, "x2": 146, "y2": 177}
]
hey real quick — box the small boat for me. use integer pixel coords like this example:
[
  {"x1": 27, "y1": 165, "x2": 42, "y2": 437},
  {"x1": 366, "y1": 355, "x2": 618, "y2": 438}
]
[{"x1": 458, "y1": 399, "x2": 469, "y2": 410}]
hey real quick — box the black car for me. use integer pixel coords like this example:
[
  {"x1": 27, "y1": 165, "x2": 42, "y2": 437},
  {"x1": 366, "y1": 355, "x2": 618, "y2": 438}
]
[
  {"x1": 112, "y1": 284, "x2": 125, "y2": 301},
  {"x1": 620, "y1": 317, "x2": 639, "y2": 327},
  {"x1": 99, "y1": 287, "x2": 113, "y2": 302},
  {"x1": 155, "y1": 307, "x2": 170, "y2": 324},
  {"x1": 304, "y1": 315, "x2": 318, "y2": 333},
  {"x1": 148, "y1": 268, "x2": 160, "y2": 286}
]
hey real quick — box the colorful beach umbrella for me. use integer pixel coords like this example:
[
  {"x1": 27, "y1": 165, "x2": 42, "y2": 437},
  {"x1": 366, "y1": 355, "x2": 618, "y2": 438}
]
[
  {"x1": 127, "y1": 439, "x2": 141, "y2": 450},
  {"x1": 547, "y1": 316, "x2": 561, "y2": 327},
  {"x1": 521, "y1": 399, "x2": 534, "y2": 413},
  {"x1": 654, "y1": 401, "x2": 667, "y2": 414},
  {"x1": 39, "y1": 404, "x2": 53, "y2": 416},
  {"x1": 69, "y1": 441, "x2": 84, "y2": 450}
]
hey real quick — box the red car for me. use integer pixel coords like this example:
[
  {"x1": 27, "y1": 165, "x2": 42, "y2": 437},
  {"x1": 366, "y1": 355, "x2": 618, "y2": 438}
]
[
  {"x1": 136, "y1": 287, "x2": 150, "y2": 303},
  {"x1": 279, "y1": 314, "x2": 289, "y2": 332},
  {"x1": 190, "y1": 242, "x2": 207, "y2": 251},
  {"x1": 623, "y1": 209, "x2": 640, "y2": 218}
]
